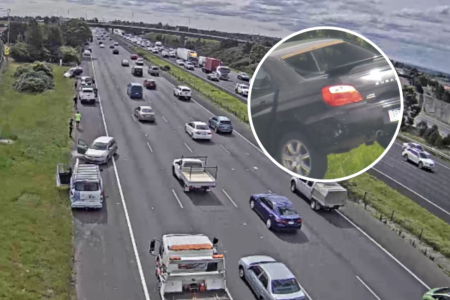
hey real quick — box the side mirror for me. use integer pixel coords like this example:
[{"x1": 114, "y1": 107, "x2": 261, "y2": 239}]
[
  {"x1": 212, "y1": 237, "x2": 219, "y2": 245},
  {"x1": 149, "y1": 240, "x2": 156, "y2": 255}
]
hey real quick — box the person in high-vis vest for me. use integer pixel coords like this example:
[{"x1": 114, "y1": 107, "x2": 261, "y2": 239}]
[{"x1": 75, "y1": 111, "x2": 81, "y2": 129}]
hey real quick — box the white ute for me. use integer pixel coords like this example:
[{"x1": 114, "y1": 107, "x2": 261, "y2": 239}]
[
  {"x1": 290, "y1": 178, "x2": 347, "y2": 211},
  {"x1": 172, "y1": 156, "x2": 218, "y2": 192},
  {"x1": 56, "y1": 158, "x2": 104, "y2": 209},
  {"x1": 149, "y1": 234, "x2": 232, "y2": 300},
  {"x1": 79, "y1": 87, "x2": 96, "y2": 104}
]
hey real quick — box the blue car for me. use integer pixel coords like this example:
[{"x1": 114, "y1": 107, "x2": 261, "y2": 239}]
[
  {"x1": 249, "y1": 193, "x2": 302, "y2": 232},
  {"x1": 208, "y1": 116, "x2": 233, "y2": 134},
  {"x1": 127, "y1": 82, "x2": 143, "y2": 99}
]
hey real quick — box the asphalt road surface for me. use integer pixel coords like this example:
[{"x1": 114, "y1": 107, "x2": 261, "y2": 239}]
[
  {"x1": 113, "y1": 35, "x2": 249, "y2": 102},
  {"x1": 68, "y1": 38, "x2": 440, "y2": 300}
]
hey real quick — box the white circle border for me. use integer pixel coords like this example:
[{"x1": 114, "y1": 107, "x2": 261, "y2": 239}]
[{"x1": 247, "y1": 26, "x2": 405, "y2": 183}]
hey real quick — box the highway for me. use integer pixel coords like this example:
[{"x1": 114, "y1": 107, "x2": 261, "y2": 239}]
[
  {"x1": 113, "y1": 34, "x2": 249, "y2": 102},
  {"x1": 71, "y1": 36, "x2": 437, "y2": 300}
]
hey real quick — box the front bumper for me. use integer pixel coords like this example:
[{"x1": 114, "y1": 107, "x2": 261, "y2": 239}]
[{"x1": 84, "y1": 156, "x2": 107, "y2": 164}]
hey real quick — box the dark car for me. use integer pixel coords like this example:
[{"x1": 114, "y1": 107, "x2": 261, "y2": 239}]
[
  {"x1": 130, "y1": 54, "x2": 138, "y2": 60},
  {"x1": 250, "y1": 38, "x2": 401, "y2": 179},
  {"x1": 249, "y1": 193, "x2": 302, "y2": 232},
  {"x1": 113, "y1": 49, "x2": 119, "y2": 55},
  {"x1": 237, "y1": 72, "x2": 250, "y2": 81},
  {"x1": 109, "y1": 45, "x2": 114, "y2": 49},
  {"x1": 143, "y1": 79, "x2": 157, "y2": 90},
  {"x1": 208, "y1": 115, "x2": 233, "y2": 134}
]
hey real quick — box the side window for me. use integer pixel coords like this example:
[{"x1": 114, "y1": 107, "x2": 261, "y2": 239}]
[
  {"x1": 111, "y1": 140, "x2": 116, "y2": 147},
  {"x1": 252, "y1": 66, "x2": 275, "y2": 99},
  {"x1": 250, "y1": 266, "x2": 262, "y2": 277},
  {"x1": 299, "y1": 178, "x2": 307, "y2": 183},
  {"x1": 258, "y1": 272, "x2": 269, "y2": 288},
  {"x1": 212, "y1": 117, "x2": 217, "y2": 122},
  {"x1": 307, "y1": 181, "x2": 314, "y2": 187},
  {"x1": 265, "y1": 200, "x2": 274, "y2": 211},
  {"x1": 283, "y1": 51, "x2": 320, "y2": 77}
]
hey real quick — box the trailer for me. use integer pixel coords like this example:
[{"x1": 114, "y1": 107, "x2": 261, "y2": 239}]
[
  {"x1": 290, "y1": 177, "x2": 347, "y2": 211},
  {"x1": 172, "y1": 156, "x2": 218, "y2": 192},
  {"x1": 202, "y1": 57, "x2": 221, "y2": 74}
]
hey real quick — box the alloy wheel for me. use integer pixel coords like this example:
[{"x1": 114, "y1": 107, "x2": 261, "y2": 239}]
[{"x1": 281, "y1": 139, "x2": 312, "y2": 176}]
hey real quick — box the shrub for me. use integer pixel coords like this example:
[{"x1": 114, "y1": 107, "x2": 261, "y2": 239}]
[
  {"x1": 12, "y1": 62, "x2": 55, "y2": 93},
  {"x1": 31, "y1": 61, "x2": 53, "y2": 78},
  {"x1": 10, "y1": 42, "x2": 32, "y2": 62},
  {"x1": 60, "y1": 46, "x2": 80, "y2": 64},
  {"x1": 13, "y1": 77, "x2": 48, "y2": 93},
  {"x1": 14, "y1": 65, "x2": 33, "y2": 77}
]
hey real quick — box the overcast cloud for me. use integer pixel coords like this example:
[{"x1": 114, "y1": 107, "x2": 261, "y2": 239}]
[{"x1": 0, "y1": 0, "x2": 449, "y2": 72}]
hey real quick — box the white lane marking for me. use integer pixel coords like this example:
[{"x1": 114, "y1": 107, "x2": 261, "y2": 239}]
[
  {"x1": 372, "y1": 167, "x2": 450, "y2": 217},
  {"x1": 171, "y1": 189, "x2": 184, "y2": 208},
  {"x1": 184, "y1": 143, "x2": 193, "y2": 153},
  {"x1": 222, "y1": 189, "x2": 238, "y2": 208},
  {"x1": 356, "y1": 276, "x2": 381, "y2": 300},
  {"x1": 146, "y1": 142, "x2": 153, "y2": 153},
  {"x1": 162, "y1": 116, "x2": 168, "y2": 123},
  {"x1": 336, "y1": 210, "x2": 430, "y2": 289},
  {"x1": 131, "y1": 114, "x2": 137, "y2": 122},
  {"x1": 219, "y1": 144, "x2": 230, "y2": 155},
  {"x1": 89, "y1": 57, "x2": 151, "y2": 300}
]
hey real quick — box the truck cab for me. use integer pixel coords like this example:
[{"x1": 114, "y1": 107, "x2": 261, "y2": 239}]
[{"x1": 149, "y1": 234, "x2": 231, "y2": 300}]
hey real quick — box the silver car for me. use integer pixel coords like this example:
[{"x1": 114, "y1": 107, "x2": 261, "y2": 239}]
[
  {"x1": 239, "y1": 255, "x2": 305, "y2": 300},
  {"x1": 134, "y1": 106, "x2": 155, "y2": 122},
  {"x1": 77, "y1": 136, "x2": 118, "y2": 164}
]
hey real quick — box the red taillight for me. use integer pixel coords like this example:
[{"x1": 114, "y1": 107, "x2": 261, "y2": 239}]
[
  {"x1": 321, "y1": 85, "x2": 363, "y2": 107},
  {"x1": 195, "y1": 131, "x2": 201, "y2": 134},
  {"x1": 207, "y1": 132, "x2": 211, "y2": 135},
  {"x1": 297, "y1": 219, "x2": 302, "y2": 223}
]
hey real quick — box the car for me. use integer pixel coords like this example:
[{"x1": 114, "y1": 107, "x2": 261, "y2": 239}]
[
  {"x1": 207, "y1": 72, "x2": 219, "y2": 81},
  {"x1": 184, "y1": 62, "x2": 194, "y2": 70},
  {"x1": 131, "y1": 66, "x2": 144, "y2": 77},
  {"x1": 130, "y1": 54, "x2": 138, "y2": 60},
  {"x1": 185, "y1": 121, "x2": 212, "y2": 140},
  {"x1": 136, "y1": 58, "x2": 144, "y2": 66},
  {"x1": 100, "y1": 44, "x2": 105, "y2": 48},
  {"x1": 249, "y1": 193, "x2": 302, "y2": 231},
  {"x1": 250, "y1": 38, "x2": 402, "y2": 179},
  {"x1": 127, "y1": 82, "x2": 144, "y2": 99},
  {"x1": 402, "y1": 142, "x2": 430, "y2": 156},
  {"x1": 77, "y1": 136, "x2": 118, "y2": 165},
  {"x1": 83, "y1": 50, "x2": 91, "y2": 56},
  {"x1": 402, "y1": 148, "x2": 435, "y2": 171},
  {"x1": 113, "y1": 49, "x2": 119, "y2": 55},
  {"x1": 423, "y1": 287, "x2": 450, "y2": 300},
  {"x1": 63, "y1": 66, "x2": 83, "y2": 78},
  {"x1": 148, "y1": 66, "x2": 159, "y2": 76},
  {"x1": 169, "y1": 51, "x2": 176, "y2": 58},
  {"x1": 109, "y1": 45, "x2": 114, "y2": 49},
  {"x1": 134, "y1": 106, "x2": 155, "y2": 122},
  {"x1": 237, "y1": 72, "x2": 250, "y2": 81},
  {"x1": 176, "y1": 59, "x2": 184, "y2": 66},
  {"x1": 235, "y1": 83, "x2": 249, "y2": 97},
  {"x1": 114, "y1": 42, "x2": 119, "y2": 46},
  {"x1": 79, "y1": 76, "x2": 94, "y2": 87},
  {"x1": 143, "y1": 79, "x2": 157, "y2": 90},
  {"x1": 173, "y1": 85, "x2": 192, "y2": 100},
  {"x1": 121, "y1": 59, "x2": 130, "y2": 66},
  {"x1": 238, "y1": 256, "x2": 306, "y2": 300},
  {"x1": 146, "y1": 47, "x2": 153, "y2": 51},
  {"x1": 161, "y1": 51, "x2": 169, "y2": 58},
  {"x1": 208, "y1": 116, "x2": 233, "y2": 134},
  {"x1": 152, "y1": 48, "x2": 159, "y2": 53}
]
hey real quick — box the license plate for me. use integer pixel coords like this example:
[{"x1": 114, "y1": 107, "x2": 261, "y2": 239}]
[
  {"x1": 288, "y1": 221, "x2": 294, "y2": 225},
  {"x1": 388, "y1": 109, "x2": 401, "y2": 122}
]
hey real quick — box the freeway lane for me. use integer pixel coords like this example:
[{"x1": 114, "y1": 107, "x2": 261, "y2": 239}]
[
  {"x1": 112, "y1": 34, "x2": 249, "y2": 102},
  {"x1": 74, "y1": 39, "x2": 438, "y2": 300}
]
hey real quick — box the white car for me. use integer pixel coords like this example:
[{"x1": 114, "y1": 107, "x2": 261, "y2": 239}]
[
  {"x1": 134, "y1": 106, "x2": 155, "y2": 122},
  {"x1": 402, "y1": 142, "x2": 430, "y2": 157},
  {"x1": 184, "y1": 62, "x2": 194, "y2": 70},
  {"x1": 169, "y1": 51, "x2": 176, "y2": 58},
  {"x1": 176, "y1": 59, "x2": 185, "y2": 66},
  {"x1": 100, "y1": 44, "x2": 105, "y2": 48},
  {"x1": 152, "y1": 48, "x2": 159, "y2": 53},
  {"x1": 114, "y1": 42, "x2": 119, "y2": 46},
  {"x1": 173, "y1": 85, "x2": 192, "y2": 100},
  {"x1": 136, "y1": 58, "x2": 145, "y2": 66},
  {"x1": 83, "y1": 50, "x2": 91, "y2": 56},
  {"x1": 78, "y1": 136, "x2": 118, "y2": 165},
  {"x1": 185, "y1": 121, "x2": 212, "y2": 140},
  {"x1": 147, "y1": 47, "x2": 153, "y2": 51},
  {"x1": 235, "y1": 83, "x2": 249, "y2": 96},
  {"x1": 402, "y1": 148, "x2": 435, "y2": 170}
]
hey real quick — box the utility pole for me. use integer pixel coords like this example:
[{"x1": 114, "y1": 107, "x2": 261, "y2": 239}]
[{"x1": 7, "y1": 9, "x2": 11, "y2": 46}]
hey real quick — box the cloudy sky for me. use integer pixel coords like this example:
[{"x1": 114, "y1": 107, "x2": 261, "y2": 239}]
[{"x1": 1, "y1": 0, "x2": 450, "y2": 72}]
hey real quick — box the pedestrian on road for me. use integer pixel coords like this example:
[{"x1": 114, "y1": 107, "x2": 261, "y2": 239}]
[
  {"x1": 69, "y1": 118, "x2": 74, "y2": 138},
  {"x1": 75, "y1": 111, "x2": 81, "y2": 129},
  {"x1": 74, "y1": 79, "x2": 78, "y2": 90},
  {"x1": 94, "y1": 87, "x2": 98, "y2": 98},
  {"x1": 73, "y1": 95, "x2": 78, "y2": 109}
]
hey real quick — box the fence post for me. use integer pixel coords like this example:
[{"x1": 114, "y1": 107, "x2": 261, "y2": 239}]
[
  {"x1": 419, "y1": 228, "x2": 423, "y2": 240},
  {"x1": 390, "y1": 210, "x2": 395, "y2": 221}
]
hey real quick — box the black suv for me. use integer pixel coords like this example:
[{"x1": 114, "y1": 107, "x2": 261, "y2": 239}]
[
  {"x1": 250, "y1": 38, "x2": 401, "y2": 179},
  {"x1": 113, "y1": 49, "x2": 119, "y2": 55}
]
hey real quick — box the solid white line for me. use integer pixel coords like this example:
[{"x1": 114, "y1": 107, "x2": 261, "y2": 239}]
[
  {"x1": 219, "y1": 144, "x2": 230, "y2": 154},
  {"x1": 171, "y1": 189, "x2": 184, "y2": 208},
  {"x1": 222, "y1": 189, "x2": 238, "y2": 208},
  {"x1": 146, "y1": 142, "x2": 153, "y2": 152},
  {"x1": 131, "y1": 114, "x2": 137, "y2": 122},
  {"x1": 372, "y1": 167, "x2": 450, "y2": 217},
  {"x1": 184, "y1": 143, "x2": 193, "y2": 153},
  {"x1": 162, "y1": 116, "x2": 168, "y2": 123},
  {"x1": 356, "y1": 276, "x2": 381, "y2": 300},
  {"x1": 336, "y1": 210, "x2": 430, "y2": 289},
  {"x1": 90, "y1": 57, "x2": 151, "y2": 300}
]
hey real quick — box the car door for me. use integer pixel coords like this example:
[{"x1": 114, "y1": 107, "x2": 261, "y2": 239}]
[
  {"x1": 246, "y1": 266, "x2": 263, "y2": 293},
  {"x1": 109, "y1": 139, "x2": 117, "y2": 155},
  {"x1": 296, "y1": 178, "x2": 308, "y2": 194},
  {"x1": 257, "y1": 272, "x2": 271, "y2": 300},
  {"x1": 77, "y1": 139, "x2": 89, "y2": 154},
  {"x1": 260, "y1": 198, "x2": 274, "y2": 220},
  {"x1": 187, "y1": 122, "x2": 194, "y2": 135},
  {"x1": 306, "y1": 181, "x2": 315, "y2": 198},
  {"x1": 210, "y1": 117, "x2": 218, "y2": 128}
]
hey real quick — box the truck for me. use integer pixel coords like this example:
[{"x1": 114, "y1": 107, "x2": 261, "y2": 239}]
[
  {"x1": 56, "y1": 158, "x2": 104, "y2": 209},
  {"x1": 290, "y1": 177, "x2": 347, "y2": 211},
  {"x1": 172, "y1": 156, "x2": 218, "y2": 192},
  {"x1": 198, "y1": 56, "x2": 206, "y2": 67},
  {"x1": 177, "y1": 48, "x2": 199, "y2": 66},
  {"x1": 202, "y1": 57, "x2": 221, "y2": 74},
  {"x1": 155, "y1": 41, "x2": 162, "y2": 49},
  {"x1": 216, "y1": 66, "x2": 230, "y2": 80},
  {"x1": 78, "y1": 87, "x2": 96, "y2": 104},
  {"x1": 149, "y1": 234, "x2": 232, "y2": 300}
]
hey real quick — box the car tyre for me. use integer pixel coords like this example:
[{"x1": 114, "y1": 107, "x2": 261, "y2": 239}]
[
  {"x1": 238, "y1": 266, "x2": 245, "y2": 280},
  {"x1": 419, "y1": 162, "x2": 423, "y2": 169},
  {"x1": 214, "y1": 126, "x2": 218, "y2": 133},
  {"x1": 290, "y1": 180, "x2": 296, "y2": 193},
  {"x1": 172, "y1": 166, "x2": 176, "y2": 177},
  {"x1": 276, "y1": 131, "x2": 327, "y2": 179},
  {"x1": 266, "y1": 219, "x2": 272, "y2": 230},
  {"x1": 403, "y1": 154, "x2": 408, "y2": 162},
  {"x1": 250, "y1": 200, "x2": 255, "y2": 210}
]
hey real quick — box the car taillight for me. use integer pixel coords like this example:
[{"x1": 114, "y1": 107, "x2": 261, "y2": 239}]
[
  {"x1": 297, "y1": 219, "x2": 302, "y2": 223},
  {"x1": 196, "y1": 131, "x2": 201, "y2": 134},
  {"x1": 207, "y1": 132, "x2": 211, "y2": 135},
  {"x1": 321, "y1": 85, "x2": 363, "y2": 107}
]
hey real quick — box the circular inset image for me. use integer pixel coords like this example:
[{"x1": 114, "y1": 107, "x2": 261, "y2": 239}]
[{"x1": 248, "y1": 26, "x2": 403, "y2": 181}]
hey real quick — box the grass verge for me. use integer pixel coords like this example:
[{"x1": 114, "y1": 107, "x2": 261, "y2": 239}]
[
  {"x1": 0, "y1": 63, "x2": 74, "y2": 299},
  {"x1": 343, "y1": 172, "x2": 450, "y2": 259},
  {"x1": 134, "y1": 46, "x2": 388, "y2": 179}
]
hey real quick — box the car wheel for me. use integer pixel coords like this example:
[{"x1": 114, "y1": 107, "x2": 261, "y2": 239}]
[
  {"x1": 238, "y1": 266, "x2": 245, "y2": 280},
  {"x1": 377, "y1": 134, "x2": 394, "y2": 149},
  {"x1": 290, "y1": 181, "x2": 296, "y2": 193},
  {"x1": 172, "y1": 166, "x2": 176, "y2": 177},
  {"x1": 419, "y1": 162, "x2": 423, "y2": 169},
  {"x1": 250, "y1": 200, "x2": 255, "y2": 210},
  {"x1": 214, "y1": 126, "x2": 218, "y2": 133},
  {"x1": 403, "y1": 154, "x2": 408, "y2": 162},
  {"x1": 277, "y1": 131, "x2": 327, "y2": 179},
  {"x1": 266, "y1": 219, "x2": 272, "y2": 230},
  {"x1": 311, "y1": 200, "x2": 317, "y2": 211}
]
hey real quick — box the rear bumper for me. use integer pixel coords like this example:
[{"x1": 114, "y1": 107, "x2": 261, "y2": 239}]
[
  {"x1": 71, "y1": 201, "x2": 103, "y2": 209},
  {"x1": 193, "y1": 134, "x2": 212, "y2": 139}
]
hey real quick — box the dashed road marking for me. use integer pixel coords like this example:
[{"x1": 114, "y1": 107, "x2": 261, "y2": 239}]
[
  {"x1": 172, "y1": 189, "x2": 184, "y2": 208},
  {"x1": 146, "y1": 142, "x2": 153, "y2": 152},
  {"x1": 184, "y1": 143, "x2": 193, "y2": 153},
  {"x1": 131, "y1": 114, "x2": 137, "y2": 122},
  {"x1": 162, "y1": 116, "x2": 168, "y2": 123},
  {"x1": 220, "y1": 144, "x2": 230, "y2": 154},
  {"x1": 222, "y1": 189, "x2": 238, "y2": 208}
]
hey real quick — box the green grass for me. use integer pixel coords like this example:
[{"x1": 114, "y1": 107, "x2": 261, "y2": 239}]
[
  {"x1": 343, "y1": 173, "x2": 450, "y2": 259},
  {"x1": 134, "y1": 47, "x2": 388, "y2": 179},
  {"x1": 0, "y1": 63, "x2": 74, "y2": 299}
]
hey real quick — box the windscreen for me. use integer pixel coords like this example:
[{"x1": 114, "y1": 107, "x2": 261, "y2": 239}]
[
  {"x1": 90, "y1": 142, "x2": 108, "y2": 150},
  {"x1": 75, "y1": 181, "x2": 99, "y2": 191},
  {"x1": 83, "y1": 88, "x2": 94, "y2": 93},
  {"x1": 419, "y1": 153, "x2": 429, "y2": 159},
  {"x1": 271, "y1": 278, "x2": 301, "y2": 295},
  {"x1": 168, "y1": 260, "x2": 223, "y2": 273},
  {"x1": 217, "y1": 66, "x2": 230, "y2": 74}
]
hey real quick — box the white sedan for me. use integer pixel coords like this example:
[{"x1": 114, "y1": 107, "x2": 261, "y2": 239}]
[
  {"x1": 176, "y1": 59, "x2": 185, "y2": 66},
  {"x1": 185, "y1": 121, "x2": 212, "y2": 140},
  {"x1": 100, "y1": 44, "x2": 105, "y2": 48}
]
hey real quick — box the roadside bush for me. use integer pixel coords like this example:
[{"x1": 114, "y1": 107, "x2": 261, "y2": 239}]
[
  {"x1": 12, "y1": 62, "x2": 55, "y2": 93},
  {"x1": 60, "y1": 46, "x2": 80, "y2": 64},
  {"x1": 30, "y1": 61, "x2": 53, "y2": 78},
  {"x1": 162, "y1": 65, "x2": 171, "y2": 71},
  {"x1": 13, "y1": 77, "x2": 48, "y2": 93},
  {"x1": 14, "y1": 65, "x2": 33, "y2": 77},
  {"x1": 10, "y1": 42, "x2": 32, "y2": 62}
]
